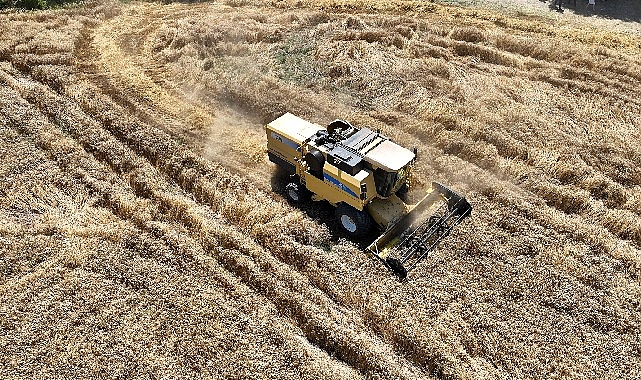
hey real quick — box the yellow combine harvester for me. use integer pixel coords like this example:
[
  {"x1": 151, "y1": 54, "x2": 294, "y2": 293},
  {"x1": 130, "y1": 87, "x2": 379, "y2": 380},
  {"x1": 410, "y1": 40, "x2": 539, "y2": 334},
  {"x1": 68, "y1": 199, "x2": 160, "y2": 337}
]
[{"x1": 266, "y1": 113, "x2": 472, "y2": 279}]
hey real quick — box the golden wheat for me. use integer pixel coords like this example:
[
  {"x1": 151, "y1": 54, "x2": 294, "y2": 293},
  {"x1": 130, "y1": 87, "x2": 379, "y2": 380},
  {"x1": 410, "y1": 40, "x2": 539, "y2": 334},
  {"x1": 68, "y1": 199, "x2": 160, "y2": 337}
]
[{"x1": 1, "y1": 0, "x2": 640, "y2": 379}]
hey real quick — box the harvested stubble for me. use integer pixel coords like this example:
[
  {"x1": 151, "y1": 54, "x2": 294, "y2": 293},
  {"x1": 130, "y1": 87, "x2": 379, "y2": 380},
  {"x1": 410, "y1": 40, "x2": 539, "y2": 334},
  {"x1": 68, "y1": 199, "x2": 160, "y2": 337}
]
[
  {"x1": 0, "y1": 80, "x2": 368, "y2": 380},
  {"x1": 1, "y1": 0, "x2": 640, "y2": 379},
  {"x1": 2, "y1": 64, "x2": 433, "y2": 379}
]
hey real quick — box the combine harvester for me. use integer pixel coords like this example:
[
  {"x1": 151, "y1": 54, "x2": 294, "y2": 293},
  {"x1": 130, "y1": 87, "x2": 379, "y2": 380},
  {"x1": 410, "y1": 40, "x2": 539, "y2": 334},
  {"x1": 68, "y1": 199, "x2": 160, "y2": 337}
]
[{"x1": 266, "y1": 113, "x2": 472, "y2": 280}]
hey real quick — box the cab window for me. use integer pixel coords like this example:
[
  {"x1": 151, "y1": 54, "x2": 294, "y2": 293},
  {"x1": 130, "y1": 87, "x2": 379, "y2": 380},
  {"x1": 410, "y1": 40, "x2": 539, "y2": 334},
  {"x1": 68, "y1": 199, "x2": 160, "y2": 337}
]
[{"x1": 374, "y1": 169, "x2": 398, "y2": 197}]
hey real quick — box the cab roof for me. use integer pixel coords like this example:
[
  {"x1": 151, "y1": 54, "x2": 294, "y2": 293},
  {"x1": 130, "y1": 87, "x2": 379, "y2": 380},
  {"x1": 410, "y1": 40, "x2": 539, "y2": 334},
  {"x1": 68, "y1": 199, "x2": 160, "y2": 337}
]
[{"x1": 364, "y1": 140, "x2": 415, "y2": 171}]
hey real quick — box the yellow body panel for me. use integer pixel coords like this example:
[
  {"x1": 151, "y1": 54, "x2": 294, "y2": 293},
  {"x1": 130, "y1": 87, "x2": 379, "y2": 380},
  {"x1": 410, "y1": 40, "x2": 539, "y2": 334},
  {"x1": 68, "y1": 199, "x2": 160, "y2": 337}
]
[
  {"x1": 267, "y1": 134, "x2": 298, "y2": 162},
  {"x1": 304, "y1": 163, "x2": 365, "y2": 210},
  {"x1": 341, "y1": 169, "x2": 364, "y2": 189},
  {"x1": 267, "y1": 113, "x2": 324, "y2": 145},
  {"x1": 266, "y1": 113, "x2": 324, "y2": 167},
  {"x1": 324, "y1": 162, "x2": 339, "y2": 177},
  {"x1": 323, "y1": 165, "x2": 377, "y2": 205},
  {"x1": 305, "y1": 175, "x2": 343, "y2": 204}
]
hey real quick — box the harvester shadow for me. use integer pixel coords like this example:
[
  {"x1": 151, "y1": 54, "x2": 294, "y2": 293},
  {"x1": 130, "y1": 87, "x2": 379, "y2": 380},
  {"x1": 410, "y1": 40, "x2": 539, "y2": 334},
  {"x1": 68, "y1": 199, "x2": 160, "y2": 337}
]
[
  {"x1": 540, "y1": 0, "x2": 640, "y2": 22},
  {"x1": 571, "y1": 0, "x2": 641, "y2": 22}
]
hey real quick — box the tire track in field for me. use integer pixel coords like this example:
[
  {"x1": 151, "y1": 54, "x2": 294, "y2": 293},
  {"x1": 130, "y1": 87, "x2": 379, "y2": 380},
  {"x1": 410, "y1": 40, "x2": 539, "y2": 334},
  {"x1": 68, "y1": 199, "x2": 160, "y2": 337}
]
[
  {"x1": 76, "y1": 6, "x2": 640, "y2": 378},
  {"x1": 0, "y1": 66, "x2": 437, "y2": 379},
  {"x1": 68, "y1": 11, "x2": 479, "y2": 376},
  {"x1": 80, "y1": 9, "x2": 276, "y2": 191},
  {"x1": 0, "y1": 81, "x2": 366, "y2": 380},
  {"x1": 326, "y1": 21, "x2": 641, "y2": 246}
]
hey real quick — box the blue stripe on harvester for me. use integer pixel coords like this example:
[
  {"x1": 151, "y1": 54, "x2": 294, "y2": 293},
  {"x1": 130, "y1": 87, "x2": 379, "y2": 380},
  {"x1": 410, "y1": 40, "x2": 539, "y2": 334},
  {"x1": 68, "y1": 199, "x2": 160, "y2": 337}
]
[{"x1": 324, "y1": 173, "x2": 357, "y2": 197}]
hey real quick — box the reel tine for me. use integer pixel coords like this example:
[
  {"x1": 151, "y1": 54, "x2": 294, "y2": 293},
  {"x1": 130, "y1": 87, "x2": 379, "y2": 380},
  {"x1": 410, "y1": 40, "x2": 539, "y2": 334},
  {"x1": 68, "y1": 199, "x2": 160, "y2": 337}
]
[{"x1": 371, "y1": 182, "x2": 472, "y2": 280}]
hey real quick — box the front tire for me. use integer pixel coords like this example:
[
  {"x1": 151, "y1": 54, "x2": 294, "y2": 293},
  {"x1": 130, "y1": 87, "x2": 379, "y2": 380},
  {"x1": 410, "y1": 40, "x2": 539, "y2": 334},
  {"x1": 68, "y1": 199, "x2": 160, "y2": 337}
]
[
  {"x1": 335, "y1": 203, "x2": 372, "y2": 238},
  {"x1": 285, "y1": 181, "x2": 310, "y2": 203}
]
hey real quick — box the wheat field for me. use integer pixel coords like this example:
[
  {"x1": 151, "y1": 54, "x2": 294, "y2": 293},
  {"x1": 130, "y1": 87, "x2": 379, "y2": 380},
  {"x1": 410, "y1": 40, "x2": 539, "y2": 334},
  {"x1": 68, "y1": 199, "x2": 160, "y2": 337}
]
[{"x1": 0, "y1": 0, "x2": 640, "y2": 379}]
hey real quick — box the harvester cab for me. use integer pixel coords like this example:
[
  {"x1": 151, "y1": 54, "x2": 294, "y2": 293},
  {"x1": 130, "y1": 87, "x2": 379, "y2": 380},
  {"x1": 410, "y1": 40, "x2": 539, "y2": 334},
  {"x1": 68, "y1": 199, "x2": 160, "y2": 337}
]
[{"x1": 266, "y1": 113, "x2": 472, "y2": 280}]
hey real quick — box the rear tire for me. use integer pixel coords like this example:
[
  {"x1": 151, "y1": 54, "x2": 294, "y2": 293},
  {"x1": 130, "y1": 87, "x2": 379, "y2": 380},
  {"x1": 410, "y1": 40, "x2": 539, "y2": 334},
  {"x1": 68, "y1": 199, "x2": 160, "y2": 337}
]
[
  {"x1": 285, "y1": 181, "x2": 310, "y2": 204},
  {"x1": 335, "y1": 203, "x2": 372, "y2": 238}
]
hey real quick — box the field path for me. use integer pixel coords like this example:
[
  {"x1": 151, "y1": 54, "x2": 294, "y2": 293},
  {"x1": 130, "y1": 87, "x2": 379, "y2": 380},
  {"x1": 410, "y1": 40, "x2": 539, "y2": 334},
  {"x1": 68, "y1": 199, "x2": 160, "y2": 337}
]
[{"x1": 87, "y1": 2, "x2": 277, "y2": 190}]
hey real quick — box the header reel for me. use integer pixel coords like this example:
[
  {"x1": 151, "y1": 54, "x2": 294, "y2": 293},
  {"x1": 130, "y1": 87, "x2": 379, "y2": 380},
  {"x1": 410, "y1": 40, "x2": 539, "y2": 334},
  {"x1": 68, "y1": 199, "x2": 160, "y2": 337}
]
[{"x1": 367, "y1": 182, "x2": 472, "y2": 280}]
